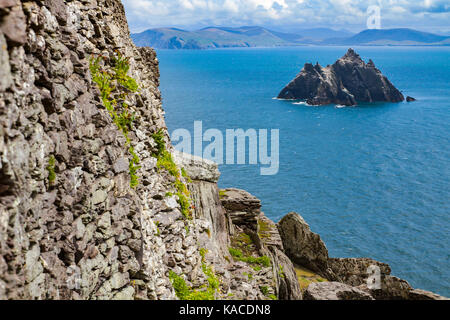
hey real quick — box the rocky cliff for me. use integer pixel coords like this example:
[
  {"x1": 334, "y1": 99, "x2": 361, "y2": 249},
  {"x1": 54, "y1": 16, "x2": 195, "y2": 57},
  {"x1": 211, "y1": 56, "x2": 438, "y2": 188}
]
[
  {"x1": 0, "y1": 1, "x2": 445, "y2": 301},
  {"x1": 0, "y1": 0, "x2": 300, "y2": 300},
  {"x1": 278, "y1": 48, "x2": 405, "y2": 106}
]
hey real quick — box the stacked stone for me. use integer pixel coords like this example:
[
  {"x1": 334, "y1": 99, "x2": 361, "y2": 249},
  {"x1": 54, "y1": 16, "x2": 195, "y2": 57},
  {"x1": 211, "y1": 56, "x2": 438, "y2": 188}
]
[{"x1": 0, "y1": 0, "x2": 176, "y2": 300}]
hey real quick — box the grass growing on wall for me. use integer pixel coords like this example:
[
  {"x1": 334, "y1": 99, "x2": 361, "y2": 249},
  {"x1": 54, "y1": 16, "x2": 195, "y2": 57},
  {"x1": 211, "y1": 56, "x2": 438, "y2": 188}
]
[
  {"x1": 151, "y1": 130, "x2": 193, "y2": 220},
  {"x1": 46, "y1": 155, "x2": 56, "y2": 185},
  {"x1": 89, "y1": 52, "x2": 141, "y2": 188},
  {"x1": 169, "y1": 249, "x2": 219, "y2": 300},
  {"x1": 228, "y1": 247, "x2": 271, "y2": 268}
]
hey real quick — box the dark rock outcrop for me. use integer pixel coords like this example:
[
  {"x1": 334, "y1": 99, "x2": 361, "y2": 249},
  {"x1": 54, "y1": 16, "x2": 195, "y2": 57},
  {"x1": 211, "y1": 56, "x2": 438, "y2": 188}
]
[
  {"x1": 277, "y1": 212, "x2": 331, "y2": 277},
  {"x1": 278, "y1": 48, "x2": 405, "y2": 106},
  {"x1": 406, "y1": 96, "x2": 416, "y2": 102},
  {"x1": 219, "y1": 188, "x2": 302, "y2": 300},
  {"x1": 220, "y1": 188, "x2": 261, "y2": 232}
]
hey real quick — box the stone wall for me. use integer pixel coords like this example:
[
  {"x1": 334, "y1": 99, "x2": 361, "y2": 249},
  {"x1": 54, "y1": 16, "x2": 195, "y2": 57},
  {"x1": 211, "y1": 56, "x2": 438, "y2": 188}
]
[
  {"x1": 0, "y1": 0, "x2": 181, "y2": 300},
  {"x1": 0, "y1": 0, "x2": 300, "y2": 300}
]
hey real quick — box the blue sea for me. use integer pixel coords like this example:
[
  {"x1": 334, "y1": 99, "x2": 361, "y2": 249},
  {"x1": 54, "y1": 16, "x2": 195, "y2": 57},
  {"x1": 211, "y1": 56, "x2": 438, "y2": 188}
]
[{"x1": 156, "y1": 46, "x2": 450, "y2": 296}]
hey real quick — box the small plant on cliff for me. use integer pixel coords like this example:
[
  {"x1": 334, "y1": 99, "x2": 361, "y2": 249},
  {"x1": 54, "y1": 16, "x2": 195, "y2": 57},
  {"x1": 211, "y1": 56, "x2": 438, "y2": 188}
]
[
  {"x1": 260, "y1": 285, "x2": 269, "y2": 296},
  {"x1": 278, "y1": 265, "x2": 285, "y2": 279},
  {"x1": 219, "y1": 190, "x2": 227, "y2": 198},
  {"x1": 151, "y1": 130, "x2": 193, "y2": 220},
  {"x1": 89, "y1": 52, "x2": 141, "y2": 188},
  {"x1": 168, "y1": 249, "x2": 219, "y2": 300},
  {"x1": 228, "y1": 247, "x2": 271, "y2": 268},
  {"x1": 46, "y1": 155, "x2": 56, "y2": 185}
]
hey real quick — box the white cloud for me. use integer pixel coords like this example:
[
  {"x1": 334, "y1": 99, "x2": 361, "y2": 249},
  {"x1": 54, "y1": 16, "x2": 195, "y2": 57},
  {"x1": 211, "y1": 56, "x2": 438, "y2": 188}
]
[{"x1": 122, "y1": 0, "x2": 450, "y2": 34}]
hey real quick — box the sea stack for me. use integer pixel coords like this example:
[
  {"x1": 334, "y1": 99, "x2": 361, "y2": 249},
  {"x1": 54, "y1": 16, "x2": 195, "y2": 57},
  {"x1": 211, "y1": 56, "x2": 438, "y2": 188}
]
[{"x1": 278, "y1": 48, "x2": 405, "y2": 106}]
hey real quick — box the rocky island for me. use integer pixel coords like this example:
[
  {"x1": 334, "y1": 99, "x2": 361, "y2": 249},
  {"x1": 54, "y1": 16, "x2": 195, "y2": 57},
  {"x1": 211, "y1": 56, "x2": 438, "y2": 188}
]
[
  {"x1": 278, "y1": 48, "x2": 405, "y2": 106},
  {"x1": 0, "y1": 0, "x2": 446, "y2": 301}
]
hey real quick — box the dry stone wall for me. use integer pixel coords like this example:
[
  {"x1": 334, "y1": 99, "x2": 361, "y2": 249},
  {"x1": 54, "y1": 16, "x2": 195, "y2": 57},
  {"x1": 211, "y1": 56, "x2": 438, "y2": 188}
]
[{"x1": 0, "y1": 0, "x2": 297, "y2": 301}]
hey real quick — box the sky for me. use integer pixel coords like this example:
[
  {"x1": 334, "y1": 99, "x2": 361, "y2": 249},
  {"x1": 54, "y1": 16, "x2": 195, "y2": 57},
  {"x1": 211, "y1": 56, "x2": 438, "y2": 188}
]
[{"x1": 122, "y1": 0, "x2": 450, "y2": 34}]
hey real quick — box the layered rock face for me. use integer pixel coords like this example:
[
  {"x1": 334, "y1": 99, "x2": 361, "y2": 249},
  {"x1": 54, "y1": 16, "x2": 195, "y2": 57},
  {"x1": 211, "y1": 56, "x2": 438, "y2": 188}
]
[
  {"x1": 278, "y1": 48, "x2": 405, "y2": 106},
  {"x1": 0, "y1": 0, "x2": 177, "y2": 300}
]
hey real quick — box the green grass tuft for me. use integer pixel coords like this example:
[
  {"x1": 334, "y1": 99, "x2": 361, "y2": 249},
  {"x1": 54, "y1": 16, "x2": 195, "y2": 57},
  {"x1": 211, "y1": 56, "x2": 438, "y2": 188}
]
[
  {"x1": 169, "y1": 249, "x2": 219, "y2": 300},
  {"x1": 46, "y1": 155, "x2": 56, "y2": 185},
  {"x1": 228, "y1": 247, "x2": 271, "y2": 268},
  {"x1": 89, "y1": 52, "x2": 141, "y2": 188}
]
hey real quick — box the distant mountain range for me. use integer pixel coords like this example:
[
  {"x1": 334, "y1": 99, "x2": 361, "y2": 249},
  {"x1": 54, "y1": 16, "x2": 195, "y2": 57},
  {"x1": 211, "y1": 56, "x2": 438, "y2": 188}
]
[{"x1": 131, "y1": 26, "x2": 450, "y2": 49}]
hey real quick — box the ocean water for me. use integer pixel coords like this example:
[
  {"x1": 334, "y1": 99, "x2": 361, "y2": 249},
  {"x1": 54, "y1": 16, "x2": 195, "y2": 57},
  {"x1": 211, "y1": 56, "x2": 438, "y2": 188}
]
[{"x1": 156, "y1": 46, "x2": 450, "y2": 296}]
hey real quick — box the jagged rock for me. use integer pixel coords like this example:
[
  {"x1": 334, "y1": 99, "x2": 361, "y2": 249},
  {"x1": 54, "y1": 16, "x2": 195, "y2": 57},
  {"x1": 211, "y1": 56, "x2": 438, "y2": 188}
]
[
  {"x1": 277, "y1": 212, "x2": 330, "y2": 275},
  {"x1": 304, "y1": 282, "x2": 374, "y2": 300},
  {"x1": 257, "y1": 214, "x2": 283, "y2": 251},
  {"x1": 328, "y1": 258, "x2": 416, "y2": 300},
  {"x1": 0, "y1": 4, "x2": 27, "y2": 46},
  {"x1": 328, "y1": 257, "x2": 391, "y2": 286},
  {"x1": 0, "y1": 34, "x2": 12, "y2": 91},
  {"x1": 406, "y1": 96, "x2": 416, "y2": 102},
  {"x1": 220, "y1": 188, "x2": 261, "y2": 231},
  {"x1": 267, "y1": 247, "x2": 302, "y2": 300},
  {"x1": 0, "y1": 0, "x2": 18, "y2": 9},
  {"x1": 278, "y1": 48, "x2": 404, "y2": 106}
]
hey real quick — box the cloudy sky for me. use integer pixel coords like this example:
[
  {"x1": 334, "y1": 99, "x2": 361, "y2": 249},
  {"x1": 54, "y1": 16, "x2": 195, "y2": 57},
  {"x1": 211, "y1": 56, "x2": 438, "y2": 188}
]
[{"x1": 122, "y1": 0, "x2": 450, "y2": 34}]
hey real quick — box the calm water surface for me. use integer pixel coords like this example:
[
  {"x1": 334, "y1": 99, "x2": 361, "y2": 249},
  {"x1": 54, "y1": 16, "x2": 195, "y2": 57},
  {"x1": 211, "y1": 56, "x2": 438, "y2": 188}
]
[{"x1": 157, "y1": 46, "x2": 450, "y2": 296}]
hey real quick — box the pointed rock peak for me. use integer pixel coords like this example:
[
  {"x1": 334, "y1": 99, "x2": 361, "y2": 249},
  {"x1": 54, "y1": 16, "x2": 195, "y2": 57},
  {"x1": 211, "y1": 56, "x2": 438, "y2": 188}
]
[
  {"x1": 367, "y1": 59, "x2": 376, "y2": 67},
  {"x1": 303, "y1": 62, "x2": 316, "y2": 72},
  {"x1": 314, "y1": 62, "x2": 322, "y2": 71},
  {"x1": 342, "y1": 48, "x2": 362, "y2": 61}
]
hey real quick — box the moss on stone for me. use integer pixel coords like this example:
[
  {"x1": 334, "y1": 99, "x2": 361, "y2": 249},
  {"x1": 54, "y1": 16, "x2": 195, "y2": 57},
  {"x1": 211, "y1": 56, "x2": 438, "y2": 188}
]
[
  {"x1": 228, "y1": 247, "x2": 271, "y2": 268},
  {"x1": 169, "y1": 249, "x2": 219, "y2": 300},
  {"x1": 89, "y1": 53, "x2": 141, "y2": 188},
  {"x1": 219, "y1": 189, "x2": 227, "y2": 198},
  {"x1": 151, "y1": 131, "x2": 193, "y2": 220},
  {"x1": 294, "y1": 265, "x2": 328, "y2": 293},
  {"x1": 46, "y1": 155, "x2": 56, "y2": 185},
  {"x1": 257, "y1": 218, "x2": 273, "y2": 240}
]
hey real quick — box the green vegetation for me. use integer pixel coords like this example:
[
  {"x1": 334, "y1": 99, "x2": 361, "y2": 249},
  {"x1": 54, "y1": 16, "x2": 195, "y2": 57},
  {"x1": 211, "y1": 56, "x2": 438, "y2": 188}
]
[
  {"x1": 260, "y1": 286, "x2": 269, "y2": 296},
  {"x1": 257, "y1": 219, "x2": 273, "y2": 240},
  {"x1": 237, "y1": 232, "x2": 253, "y2": 246},
  {"x1": 89, "y1": 52, "x2": 141, "y2": 188},
  {"x1": 151, "y1": 130, "x2": 193, "y2": 220},
  {"x1": 228, "y1": 247, "x2": 271, "y2": 268},
  {"x1": 169, "y1": 249, "x2": 219, "y2": 300},
  {"x1": 181, "y1": 168, "x2": 192, "y2": 183},
  {"x1": 199, "y1": 248, "x2": 207, "y2": 262},
  {"x1": 243, "y1": 272, "x2": 253, "y2": 281},
  {"x1": 46, "y1": 155, "x2": 56, "y2": 185},
  {"x1": 219, "y1": 190, "x2": 227, "y2": 198},
  {"x1": 260, "y1": 284, "x2": 277, "y2": 300},
  {"x1": 154, "y1": 221, "x2": 161, "y2": 236},
  {"x1": 252, "y1": 265, "x2": 262, "y2": 272},
  {"x1": 278, "y1": 265, "x2": 285, "y2": 279},
  {"x1": 294, "y1": 265, "x2": 328, "y2": 293}
]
